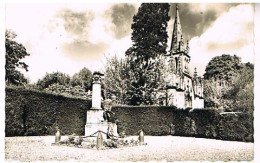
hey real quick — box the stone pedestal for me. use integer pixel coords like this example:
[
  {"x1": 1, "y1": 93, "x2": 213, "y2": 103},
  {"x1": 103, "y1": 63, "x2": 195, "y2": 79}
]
[
  {"x1": 87, "y1": 109, "x2": 104, "y2": 123},
  {"x1": 85, "y1": 71, "x2": 107, "y2": 137},
  {"x1": 85, "y1": 123, "x2": 108, "y2": 138},
  {"x1": 85, "y1": 108, "x2": 108, "y2": 137}
]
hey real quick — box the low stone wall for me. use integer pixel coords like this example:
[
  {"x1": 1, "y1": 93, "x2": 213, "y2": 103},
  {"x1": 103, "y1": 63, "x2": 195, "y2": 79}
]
[{"x1": 5, "y1": 87, "x2": 91, "y2": 136}]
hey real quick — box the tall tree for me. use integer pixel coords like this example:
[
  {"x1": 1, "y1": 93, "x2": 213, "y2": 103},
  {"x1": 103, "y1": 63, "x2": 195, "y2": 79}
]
[
  {"x1": 70, "y1": 67, "x2": 92, "y2": 91},
  {"x1": 126, "y1": 3, "x2": 170, "y2": 62},
  {"x1": 104, "y1": 55, "x2": 130, "y2": 104},
  {"x1": 204, "y1": 54, "x2": 243, "y2": 81},
  {"x1": 104, "y1": 55, "x2": 167, "y2": 105},
  {"x1": 5, "y1": 30, "x2": 30, "y2": 85},
  {"x1": 226, "y1": 63, "x2": 254, "y2": 113},
  {"x1": 125, "y1": 3, "x2": 170, "y2": 105},
  {"x1": 203, "y1": 54, "x2": 254, "y2": 113}
]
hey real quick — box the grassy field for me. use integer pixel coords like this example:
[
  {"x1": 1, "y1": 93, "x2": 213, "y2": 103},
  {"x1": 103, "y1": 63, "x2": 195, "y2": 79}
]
[{"x1": 5, "y1": 135, "x2": 253, "y2": 162}]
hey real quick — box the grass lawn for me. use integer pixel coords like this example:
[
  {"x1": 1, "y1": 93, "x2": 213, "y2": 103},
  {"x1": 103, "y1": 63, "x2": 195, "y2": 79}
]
[{"x1": 5, "y1": 135, "x2": 254, "y2": 162}]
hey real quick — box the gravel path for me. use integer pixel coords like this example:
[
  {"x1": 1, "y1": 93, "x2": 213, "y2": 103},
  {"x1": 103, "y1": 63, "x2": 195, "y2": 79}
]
[{"x1": 5, "y1": 136, "x2": 253, "y2": 162}]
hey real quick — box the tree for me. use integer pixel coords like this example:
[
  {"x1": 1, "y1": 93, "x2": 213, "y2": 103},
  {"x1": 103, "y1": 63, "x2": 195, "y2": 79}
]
[
  {"x1": 104, "y1": 55, "x2": 129, "y2": 104},
  {"x1": 5, "y1": 29, "x2": 30, "y2": 85},
  {"x1": 104, "y1": 55, "x2": 167, "y2": 105},
  {"x1": 203, "y1": 54, "x2": 243, "y2": 108},
  {"x1": 203, "y1": 79, "x2": 232, "y2": 109},
  {"x1": 204, "y1": 54, "x2": 243, "y2": 81},
  {"x1": 124, "y1": 3, "x2": 170, "y2": 105},
  {"x1": 70, "y1": 67, "x2": 92, "y2": 91},
  {"x1": 203, "y1": 54, "x2": 254, "y2": 113},
  {"x1": 37, "y1": 71, "x2": 71, "y2": 90},
  {"x1": 226, "y1": 63, "x2": 254, "y2": 113}
]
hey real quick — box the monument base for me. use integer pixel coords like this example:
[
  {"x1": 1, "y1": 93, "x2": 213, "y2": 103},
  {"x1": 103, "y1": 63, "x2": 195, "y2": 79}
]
[
  {"x1": 85, "y1": 123, "x2": 108, "y2": 138},
  {"x1": 87, "y1": 108, "x2": 104, "y2": 123}
]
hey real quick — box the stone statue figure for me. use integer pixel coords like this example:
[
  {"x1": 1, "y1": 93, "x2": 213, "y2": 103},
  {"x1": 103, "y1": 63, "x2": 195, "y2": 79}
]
[
  {"x1": 92, "y1": 73, "x2": 101, "y2": 83},
  {"x1": 103, "y1": 110, "x2": 116, "y2": 123}
]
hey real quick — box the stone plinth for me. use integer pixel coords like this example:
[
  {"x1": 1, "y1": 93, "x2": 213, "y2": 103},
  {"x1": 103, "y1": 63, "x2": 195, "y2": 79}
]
[
  {"x1": 85, "y1": 123, "x2": 108, "y2": 138},
  {"x1": 87, "y1": 109, "x2": 104, "y2": 124},
  {"x1": 85, "y1": 107, "x2": 108, "y2": 137}
]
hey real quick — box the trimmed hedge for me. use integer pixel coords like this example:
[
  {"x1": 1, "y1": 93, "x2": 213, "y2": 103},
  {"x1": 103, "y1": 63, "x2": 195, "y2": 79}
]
[
  {"x1": 112, "y1": 106, "x2": 254, "y2": 142},
  {"x1": 112, "y1": 106, "x2": 177, "y2": 136},
  {"x1": 5, "y1": 87, "x2": 91, "y2": 136},
  {"x1": 6, "y1": 87, "x2": 253, "y2": 142},
  {"x1": 217, "y1": 113, "x2": 254, "y2": 142}
]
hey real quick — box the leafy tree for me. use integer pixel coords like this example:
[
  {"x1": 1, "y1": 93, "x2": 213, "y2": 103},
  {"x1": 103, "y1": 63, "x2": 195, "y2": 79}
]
[
  {"x1": 104, "y1": 55, "x2": 167, "y2": 105},
  {"x1": 104, "y1": 55, "x2": 130, "y2": 104},
  {"x1": 203, "y1": 79, "x2": 232, "y2": 109},
  {"x1": 204, "y1": 54, "x2": 243, "y2": 81},
  {"x1": 45, "y1": 84, "x2": 88, "y2": 98},
  {"x1": 226, "y1": 63, "x2": 254, "y2": 113},
  {"x1": 125, "y1": 3, "x2": 170, "y2": 105},
  {"x1": 37, "y1": 71, "x2": 71, "y2": 90},
  {"x1": 203, "y1": 54, "x2": 254, "y2": 113},
  {"x1": 125, "y1": 56, "x2": 167, "y2": 105},
  {"x1": 5, "y1": 29, "x2": 30, "y2": 85},
  {"x1": 70, "y1": 67, "x2": 92, "y2": 91}
]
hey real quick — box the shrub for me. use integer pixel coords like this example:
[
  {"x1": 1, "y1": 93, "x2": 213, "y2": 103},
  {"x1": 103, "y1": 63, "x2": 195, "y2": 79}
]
[{"x1": 5, "y1": 87, "x2": 91, "y2": 136}]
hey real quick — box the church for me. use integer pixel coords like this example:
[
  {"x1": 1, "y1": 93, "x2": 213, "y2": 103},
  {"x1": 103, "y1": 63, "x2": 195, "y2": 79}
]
[{"x1": 161, "y1": 5, "x2": 204, "y2": 109}]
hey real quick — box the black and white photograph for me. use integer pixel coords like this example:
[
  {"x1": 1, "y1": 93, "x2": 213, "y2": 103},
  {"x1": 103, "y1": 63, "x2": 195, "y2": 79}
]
[{"x1": 1, "y1": 1, "x2": 259, "y2": 162}]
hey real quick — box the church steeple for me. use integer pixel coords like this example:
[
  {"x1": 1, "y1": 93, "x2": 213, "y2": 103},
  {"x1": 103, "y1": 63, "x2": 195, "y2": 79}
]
[{"x1": 170, "y1": 4, "x2": 184, "y2": 53}]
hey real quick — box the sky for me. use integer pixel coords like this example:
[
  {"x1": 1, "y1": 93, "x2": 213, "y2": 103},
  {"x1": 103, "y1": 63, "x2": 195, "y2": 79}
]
[{"x1": 5, "y1": 3, "x2": 255, "y2": 83}]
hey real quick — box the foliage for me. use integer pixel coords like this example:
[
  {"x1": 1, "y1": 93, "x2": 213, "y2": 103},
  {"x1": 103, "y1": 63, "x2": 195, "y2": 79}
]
[
  {"x1": 204, "y1": 54, "x2": 243, "y2": 81},
  {"x1": 6, "y1": 86, "x2": 253, "y2": 142},
  {"x1": 104, "y1": 55, "x2": 167, "y2": 105},
  {"x1": 59, "y1": 135, "x2": 83, "y2": 146},
  {"x1": 226, "y1": 63, "x2": 254, "y2": 113},
  {"x1": 103, "y1": 138, "x2": 141, "y2": 149},
  {"x1": 112, "y1": 106, "x2": 253, "y2": 142},
  {"x1": 126, "y1": 3, "x2": 170, "y2": 62},
  {"x1": 203, "y1": 79, "x2": 232, "y2": 109},
  {"x1": 45, "y1": 84, "x2": 89, "y2": 99},
  {"x1": 217, "y1": 113, "x2": 254, "y2": 142},
  {"x1": 125, "y1": 57, "x2": 167, "y2": 105},
  {"x1": 5, "y1": 87, "x2": 91, "y2": 136},
  {"x1": 123, "y1": 3, "x2": 170, "y2": 105},
  {"x1": 36, "y1": 71, "x2": 71, "y2": 90},
  {"x1": 70, "y1": 67, "x2": 92, "y2": 91},
  {"x1": 104, "y1": 55, "x2": 130, "y2": 103},
  {"x1": 5, "y1": 29, "x2": 30, "y2": 85},
  {"x1": 203, "y1": 54, "x2": 254, "y2": 113},
  {"x1": 35, "y1": 68, "x2": 92, "y2": 98}
]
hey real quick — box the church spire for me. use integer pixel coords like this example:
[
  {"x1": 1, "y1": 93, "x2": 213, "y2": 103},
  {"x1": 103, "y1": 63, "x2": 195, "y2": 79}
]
[{"x1": 170, "y1": 4, "x2": 184, "y2": 53}]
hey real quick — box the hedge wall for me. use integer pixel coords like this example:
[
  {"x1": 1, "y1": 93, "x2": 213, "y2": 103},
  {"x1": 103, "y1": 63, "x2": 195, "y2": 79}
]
[
  {"x1": 112, "y1": 106, "x2": 254, "y2": 142},
  {"x1": 5, "y1": 87, "x2": 91, "y2": 136},
  {"x1": 6, "y1": 87, "x2": 253, "y2": 142},
  {"x1": 111, "y1": 106, "x2": 176, "y2": 136}
]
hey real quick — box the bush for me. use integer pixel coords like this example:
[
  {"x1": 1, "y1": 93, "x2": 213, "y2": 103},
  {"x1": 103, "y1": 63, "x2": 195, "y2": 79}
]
[
  {"x1": 5, "y1": 87, "x2": 91, "y2": 136},
  {"x1": 112, "y1": 106, "x2": 254, "y2": 142}
]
